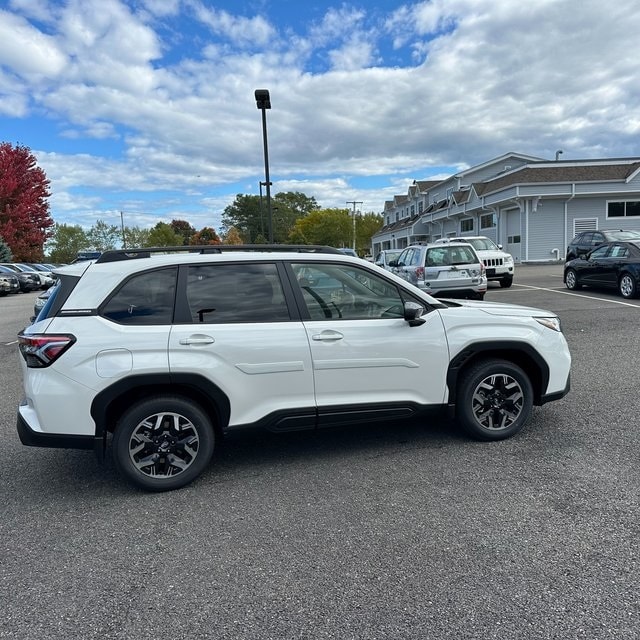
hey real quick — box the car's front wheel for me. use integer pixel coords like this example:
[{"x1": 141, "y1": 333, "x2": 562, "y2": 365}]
[
  {"x1": 456, "y1": 359, "x2": 533, "y2": 440},
  {"x1": 499, "y1": 276, "x2": 513, "y2": 288},
  {"x1": 564, "y1": 268, "x2": 581, "y2": 290},
  {"x1": 113, "y1": 396, "x2": 215, "y2": 491},
  {"x1": 619, "y1": 273, "x2": 637, "y2": 299}
]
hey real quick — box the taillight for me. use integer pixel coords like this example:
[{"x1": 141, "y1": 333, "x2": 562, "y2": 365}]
[
  {"x1": 18, "y1": 334, "x2": 76, "y2": 368},
  {"x1": 415, "y1": 266, "x2": 425, "y2": 279}
]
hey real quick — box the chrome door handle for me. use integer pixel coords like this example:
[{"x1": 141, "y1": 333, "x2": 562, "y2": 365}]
[
  {"x1": 312, "y1": 331, "x2": 344, "y2": 341},
  {"x1": 179, "y1": 335, "x2": 215, "y2": 345}
]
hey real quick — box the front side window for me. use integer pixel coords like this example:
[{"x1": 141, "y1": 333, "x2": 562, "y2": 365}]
[
  {"x1": 102, "y1": 268, "x2": 177, "y2": 325},
  {"x1": 292, "y1": 263, "x2": 405, "y2": 320},
  {"x1": 185, "y1": 263, "x2": 289, "y2": 323},
  {"x1": 589, "y1": 245, "x2": 610, "y2": 259}
]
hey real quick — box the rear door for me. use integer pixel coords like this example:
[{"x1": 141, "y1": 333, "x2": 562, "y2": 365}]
[{"x1": 168, "y1": 262, "x2": 315, "y2": 428}]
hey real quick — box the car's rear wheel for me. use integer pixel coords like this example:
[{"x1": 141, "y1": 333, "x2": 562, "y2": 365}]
[
  {"x1": 456, "y1": 359, "x2": 533, "y2": 440},
  {"x1": 619, "y1": 273, "x2": 637, "y2": 299},
  {"x1": 564, "y1": 268, "x2": 581, "y2": 290},
  {"x1": 113, "y1": 396, "x2": 215, "y2": 491}
]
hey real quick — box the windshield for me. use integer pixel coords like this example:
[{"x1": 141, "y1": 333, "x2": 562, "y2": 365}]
[
  {"x1": 609, "y1": 230, "x2": 640, "y2": 241},
  {"x1": 466, "y1": 238, "x2": 498, "y2": 251}
]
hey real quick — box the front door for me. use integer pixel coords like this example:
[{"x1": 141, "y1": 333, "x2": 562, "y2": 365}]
[{"x1": 289, "y1": 261, "x2": 450, "y2": 425}]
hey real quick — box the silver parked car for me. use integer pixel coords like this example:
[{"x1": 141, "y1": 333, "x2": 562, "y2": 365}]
[
  {"x1": 374, "y1": 249, "x2": 402, "y2": 271},
  {"x1": 389, "y1": 242, "x2": 487, "y2": 299}
]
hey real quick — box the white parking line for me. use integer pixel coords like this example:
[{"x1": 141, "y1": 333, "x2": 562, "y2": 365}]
[
  {"x1": 4, "y1": 340, "x2": 18, "y2": 346},
  {"x1": 513, "y1": 283, "x2": 640, "y2": 308}
]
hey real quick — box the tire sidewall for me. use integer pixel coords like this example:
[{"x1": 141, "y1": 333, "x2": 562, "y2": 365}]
[
  {"x1": 113, "y1": 396, "x2": 215, "y2": 491},
  {"x1": 457, "y1": 359, "x2": 533, "y2": 441},
  {"x1": 565, "y1": 269, "x2": 578, "y2": 290}
]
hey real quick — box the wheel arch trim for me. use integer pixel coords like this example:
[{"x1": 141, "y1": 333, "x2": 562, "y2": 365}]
[
  {"x1": 446, "y1": 341, "x2": 550, "y2": 405},
  {"x1": 90, "y1": 373, "x2": 231, "y2": 441}
]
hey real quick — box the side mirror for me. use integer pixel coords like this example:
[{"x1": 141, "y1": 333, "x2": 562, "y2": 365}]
[
  {"x1": 388, "y1": 260, "x2": 398, "y2": 267},
  {"x1": 404, "y1": 301, "x2": 426, "y2": 327},
  {"x1": 497, "y1": 244, "x2": 503, "y2": 250}
]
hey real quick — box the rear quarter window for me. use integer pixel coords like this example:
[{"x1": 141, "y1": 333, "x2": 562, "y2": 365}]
[{"x1": 101, "y1": 267, "x2": 177, "y2": 325}]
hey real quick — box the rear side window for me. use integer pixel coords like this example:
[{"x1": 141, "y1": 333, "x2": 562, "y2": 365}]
[
  {"x1": 185, "y1": 263, "x2": 289, "y2": 323},
  {"x1": 101, "y1": 268, "x2": 177, "y2": 325}
]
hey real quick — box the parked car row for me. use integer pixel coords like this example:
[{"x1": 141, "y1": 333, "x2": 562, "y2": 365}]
[{"x1": 0, "y1": 262, "x2": 60, "y2": 293}]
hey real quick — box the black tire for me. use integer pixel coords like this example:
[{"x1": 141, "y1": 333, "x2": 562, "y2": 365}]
[
  {"x1": 619, "y1": 273, "x2": 637, "y2": 299},
  {"x1": 564, "y1": 268, "x2": 581, "y2": 290},
  {"x1": 456, "y1": 359, "x2": 533, "y2": 441},
  {"x1": 499, "y1": 276, "x2": 513, "y2": 288},
  {"x1": 113, "y1": 396, "x2": 215, "y2": 491}
]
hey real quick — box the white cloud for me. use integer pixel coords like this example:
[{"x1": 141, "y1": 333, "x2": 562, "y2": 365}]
[
  {"x1": 189, "y1": 1, "x2": 275, "y2": 47},
  {"x1": 0, "y1": 10, "x2": 67, "y2": 78},
  {"x1": 2, "y1": 0, "x2": 640, "y2": 230}
]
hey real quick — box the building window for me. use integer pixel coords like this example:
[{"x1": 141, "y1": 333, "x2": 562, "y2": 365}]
[
  {"x1": 480, "y1": 213, "x2": 496, "y2": 229},
  {"x1": 410, "y1": 204, "x2": 415, "y2": 216},
  {"x1": 396, "y1": 212, "x2": 399, "y2": 222},
  {"x1": 418, "y1": 201, "x2": 424, "y2": 214},
  {"x1": 508, "y1": 235, "x2": 521, "y2": 244},
  {"x1": 608, "y1": 201, "x2": 640, "y2": 217},
  {"x1": 460, "y1": 218, "x2": 474, "y2": 233}
]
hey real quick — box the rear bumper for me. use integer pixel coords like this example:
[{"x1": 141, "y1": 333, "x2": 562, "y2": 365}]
[{"x1": 17, "y1": 412, "x2": 95, "y2": 450}]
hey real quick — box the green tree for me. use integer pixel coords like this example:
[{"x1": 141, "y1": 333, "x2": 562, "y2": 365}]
[
  {"x1": 146, "y1": 222, "x2": 183, "y2": 247},
  {"x1": 88, "y1": 219, "x2": 120, "y2": 251},
  {"x1": 222, "y1": 191, "x2": 319, "y2": 243},
  {"x1": 123, "y1": 226, "x2": 150, "y2": 249},
  {"x1": 46, "y1": 223, "x2": 90, "y2": 263},
  {"x1": 170, "y1": 219, "x2": 196, "y2": 245},
  {"x1": 0, "y1": 235, "x2": 13, "y2": 261},
  {"x1": 289, "y1": 208, "x2": 352, "y2": 247},
  {"x1": 356, "y1": 212, "x2": 384, "y2": 255},
  {"x1": 0, "y1": 142, "x2": 54, "y2": 260}
]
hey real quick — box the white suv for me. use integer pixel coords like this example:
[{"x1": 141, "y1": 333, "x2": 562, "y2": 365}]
[
  {"x1": 435, "y1": 236, "x2": 515, "y2": 287},
  {"x1": 17, "y1": 245, "x2": 571, "y2": 491}
]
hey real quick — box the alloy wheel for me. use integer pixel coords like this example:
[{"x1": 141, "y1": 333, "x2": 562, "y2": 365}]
[
  {"x1": 127, "y1": 411, "x2": 200, "y2": 478},
  {"x1": 470, "y1": 373, "x2": 525, "y2": 431}
]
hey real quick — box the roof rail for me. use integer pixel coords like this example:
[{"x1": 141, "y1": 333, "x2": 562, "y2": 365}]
[{"x1": 95, "y1": 244, "x2": 343, "y2": 263}]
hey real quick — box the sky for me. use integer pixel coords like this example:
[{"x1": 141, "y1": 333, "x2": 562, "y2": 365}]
[{"x1": 1, "y1": 0, "x2": 639, "y2": 233}]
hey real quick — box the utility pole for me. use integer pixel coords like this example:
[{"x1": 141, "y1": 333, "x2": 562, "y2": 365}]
[
  {"x1": 346, "y1": 200, "x2": 363, "y2": 251},
  {"x1": 120, "y1": 211, "x2": 126, "y2": 248}
]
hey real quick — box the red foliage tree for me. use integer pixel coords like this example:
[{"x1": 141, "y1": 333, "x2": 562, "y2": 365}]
[
  {"x1": 0, "y1": 143, "x2": 54, "y2": 261},
  {"x1": 189, "y1": 227, "x2": 221, "y2": 245}
]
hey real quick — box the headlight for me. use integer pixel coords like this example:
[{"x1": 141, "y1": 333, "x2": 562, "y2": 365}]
[
  {"x1": 504, "y1": 255, "x2": 514, "y2": 265},
  {"x1": 535, "y1": 316, "x2": 562, "y2": 332}
]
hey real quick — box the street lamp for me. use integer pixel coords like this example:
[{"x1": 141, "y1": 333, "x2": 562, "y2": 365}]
[{"x1": 255, "y1": 89, "x2": 273, "y2": 243}]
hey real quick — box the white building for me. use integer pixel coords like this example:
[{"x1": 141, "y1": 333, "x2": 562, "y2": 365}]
[{"x1": 371, "y1": 152, "x2": 640, "y2": 262}]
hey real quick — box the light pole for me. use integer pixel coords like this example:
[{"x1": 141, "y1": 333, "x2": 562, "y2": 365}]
[
  {"x1": 255, "y1": 89, "x2": 273, "y2": 243},
  {"x1": 259, "y1": 180, "x2": 272, "y2": 240}
]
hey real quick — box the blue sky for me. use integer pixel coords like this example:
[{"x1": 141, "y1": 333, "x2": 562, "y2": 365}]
[{"x1": 1, "y1": 0, "x2": 639, "y2": 233}]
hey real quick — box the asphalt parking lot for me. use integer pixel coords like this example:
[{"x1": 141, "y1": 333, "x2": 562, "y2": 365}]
[{"x1": 1, "y1": 266, "x2": 639, "y2": 640}]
